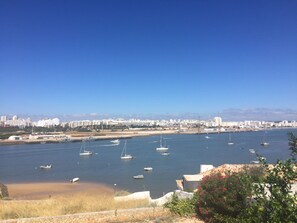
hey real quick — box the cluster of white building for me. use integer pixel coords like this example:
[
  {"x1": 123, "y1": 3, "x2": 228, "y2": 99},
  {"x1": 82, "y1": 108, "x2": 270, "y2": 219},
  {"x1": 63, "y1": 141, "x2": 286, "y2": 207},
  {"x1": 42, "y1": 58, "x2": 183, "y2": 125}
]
[
  {"x1": 35, "y1": 118, "x2": 60, "y2": 127},
  {"x1": 1, "y1": 115, "x2": 297, "y2": 129},
  {"x1": 0, "y1": 115, "x2": 60, "y2": 128},
  {"x1": 0, "y1": 115, "x2": 32, "y2": 127},
  {"x1": 66, "y1": 116, "x2": 297, "y2": 129}
]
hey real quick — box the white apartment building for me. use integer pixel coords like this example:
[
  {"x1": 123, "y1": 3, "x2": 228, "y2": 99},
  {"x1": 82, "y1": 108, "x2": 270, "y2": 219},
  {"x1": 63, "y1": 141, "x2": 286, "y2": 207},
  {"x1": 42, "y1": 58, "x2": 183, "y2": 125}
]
[
  {"x1": 5, "y1": 117, "x2": 32, "y2": 127},
  {"x1": 35, "y1": 118, "x2": 60, "y2": 127},
  {"x1": 0, "y1": 116, "x2": 7, "y2": 122},
  {"x1": 213, "y1": 117, "x2": 222, "y2": 127}
]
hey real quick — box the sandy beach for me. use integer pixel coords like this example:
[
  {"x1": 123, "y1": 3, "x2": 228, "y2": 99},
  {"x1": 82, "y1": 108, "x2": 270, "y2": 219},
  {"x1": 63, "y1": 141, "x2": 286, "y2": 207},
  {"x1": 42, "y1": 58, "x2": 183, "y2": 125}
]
[{"x1": 6, "y1": 182, "x2": 114, "y2": 200}]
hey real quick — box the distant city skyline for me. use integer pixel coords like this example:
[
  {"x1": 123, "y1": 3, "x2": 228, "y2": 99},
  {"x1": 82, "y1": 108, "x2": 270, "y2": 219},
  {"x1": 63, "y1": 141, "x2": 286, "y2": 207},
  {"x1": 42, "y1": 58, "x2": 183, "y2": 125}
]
[
  {"x1": 1, "y1": 107, "x2": 297, "y2": 122},
  {"x1": 1, "y1": 1, "x2": 296, "y2": 119}
]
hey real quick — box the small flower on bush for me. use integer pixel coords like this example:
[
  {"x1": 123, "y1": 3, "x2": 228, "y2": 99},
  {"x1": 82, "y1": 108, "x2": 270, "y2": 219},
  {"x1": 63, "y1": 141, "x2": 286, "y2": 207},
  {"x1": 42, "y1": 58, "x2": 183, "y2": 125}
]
[{"x1": 196, "y1": 172, "x2": 252, "y2": 222}]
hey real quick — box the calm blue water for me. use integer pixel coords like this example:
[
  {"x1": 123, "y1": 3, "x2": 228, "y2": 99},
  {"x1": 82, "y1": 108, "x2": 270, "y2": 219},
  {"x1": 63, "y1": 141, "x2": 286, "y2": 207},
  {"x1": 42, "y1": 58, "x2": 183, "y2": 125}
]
[{"x1": 0, "y1": 129, "x2": 296, "y2": 198}]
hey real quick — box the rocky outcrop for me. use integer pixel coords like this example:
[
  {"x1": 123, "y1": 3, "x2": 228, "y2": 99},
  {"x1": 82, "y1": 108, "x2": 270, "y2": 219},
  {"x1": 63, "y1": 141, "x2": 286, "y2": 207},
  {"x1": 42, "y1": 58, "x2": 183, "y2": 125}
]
[{"x1": 0, "y1": 182, "x2": 9, "y2": 198}]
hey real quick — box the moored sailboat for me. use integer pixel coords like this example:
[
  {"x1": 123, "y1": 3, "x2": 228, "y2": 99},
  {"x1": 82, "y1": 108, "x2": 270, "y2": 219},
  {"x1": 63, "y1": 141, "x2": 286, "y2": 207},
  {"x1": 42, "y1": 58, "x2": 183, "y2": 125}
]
[
  {"x1": 156, "y1": 135, "x2": 169, "y2": 151},
  {"x1": 228, "y1": 133, "x2": 234, "y2": 145},
  {"x1": 121, "y1": 140, "x2": 133, "y2": 160},
  {"x1": 260, "y1": 131, "x2": 269, "y2": 146},
  {"x1": 79, "y1": 140, "x2": 93, "y2": 156}
]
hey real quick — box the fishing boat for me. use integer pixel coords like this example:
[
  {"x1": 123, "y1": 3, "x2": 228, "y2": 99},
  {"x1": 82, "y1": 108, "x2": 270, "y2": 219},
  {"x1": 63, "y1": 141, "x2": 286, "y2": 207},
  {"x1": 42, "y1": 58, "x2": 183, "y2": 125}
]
[
  {"x1": 144, "y1": 167, "x2": 153, "y2": 171},
  {"x1": 228, "y1": 133, "x2": 234, "y2": 145},
  {"x1": 133, "y1": 174, "x2": 144, "y2": 179},
  {"x1": 70, "y1": 177, "x2": 80, "y2": 183},
  {"x1": 121, "y1": 140, "x2": 133, "y2": 160},
  {"x1": 156, "y1": 135, "x2": 169, "y2": 151},
  {"x1": 79, "y1": 140, "x2": 93, "y2": 156},
  {"x1": 40, "y1": 164, "x2": 52, "y2": 169},
  {"x1": 161, "y1": 152, "x2": 170, "y2": 156}
]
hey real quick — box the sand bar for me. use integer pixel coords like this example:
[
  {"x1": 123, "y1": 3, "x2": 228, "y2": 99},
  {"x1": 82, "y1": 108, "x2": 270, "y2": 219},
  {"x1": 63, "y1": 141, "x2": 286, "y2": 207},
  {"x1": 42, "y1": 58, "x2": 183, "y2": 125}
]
[{"x1": 6, "y1": 182, "x2": 114, "y2": 200}]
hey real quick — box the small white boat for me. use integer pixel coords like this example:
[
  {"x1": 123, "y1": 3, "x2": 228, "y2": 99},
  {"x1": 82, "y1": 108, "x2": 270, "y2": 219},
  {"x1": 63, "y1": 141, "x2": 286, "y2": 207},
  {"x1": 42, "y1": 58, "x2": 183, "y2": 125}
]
[
  {"x1": 251, "y1": 160, "x2": 260, "y2": 164},
  {"x1": 260, "y1": 132, "x2": 269, "y2": 146},
  {"x1": 121, "y1": 141, "x2": 133, "y2": 160},
  {"x1": 79, "y1": 141, "x2": 93, "y2": 156},
  {"x1": 40, "y1": 164, "x2": 52, "y2": 169},
  {"x1": 156, "y1": 147, "x2": 169, "y2": 151},
  {"x1": 70, "y1": 177, "x2": 80, "y2": 183},
  {"x1": 80, "y1": 150, "x2": 93, "y2": 156},
  {"x1": 156, "y1": 135, "x2": 169, "y2": 151},
  {"x1": 228, "y1": 133, "x2": 234, "y2": 145},
  {"x1": 110, "y1": 139, "x2": 120, "y2": 144},
  {"x1": 133, "y1": 175, "x2": 144, "y2": 179},
  {"x1": 249, "y1": 149, "x2": 256, "y2": 154},
  {"x1": 144, "y1": 167, "x2": 153, "y2": 171},
  {"x1": 121, "y1": 154, "x2": 133, "y2": 160},
  {"x1": 161, "y1": 152, "x2": 170, "y2": 156}
]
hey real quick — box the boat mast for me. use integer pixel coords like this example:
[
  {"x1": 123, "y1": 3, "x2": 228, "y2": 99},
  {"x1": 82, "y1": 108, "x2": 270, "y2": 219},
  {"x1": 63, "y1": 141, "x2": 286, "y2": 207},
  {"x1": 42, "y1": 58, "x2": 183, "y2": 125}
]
[{"x1": 121, "y1": 141, "x2": 127, "y2": 157}]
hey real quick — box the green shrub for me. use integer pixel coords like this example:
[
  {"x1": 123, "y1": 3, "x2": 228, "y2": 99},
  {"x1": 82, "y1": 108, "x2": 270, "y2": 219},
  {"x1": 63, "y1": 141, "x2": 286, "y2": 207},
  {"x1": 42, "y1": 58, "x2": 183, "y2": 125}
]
[
  {"x1": 242, "y1": 165, "x2": 265, "y2": 182},
  {"x1": 238, "y1": 132, "x2": 297, "y2": 222},
  {"x1": 164, "y1": 193, "x2": 197, "y2": 216}
]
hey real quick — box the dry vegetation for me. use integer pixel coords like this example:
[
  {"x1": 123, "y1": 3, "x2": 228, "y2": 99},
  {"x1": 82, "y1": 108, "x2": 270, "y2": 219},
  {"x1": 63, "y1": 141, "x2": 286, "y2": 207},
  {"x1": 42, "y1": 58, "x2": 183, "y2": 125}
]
[
  {"x1": 1, "y1": 183, "x2": 204, "y2": 222},
  {"x1": 0, "y1": 191, "x2": 150, "y2": 220}
]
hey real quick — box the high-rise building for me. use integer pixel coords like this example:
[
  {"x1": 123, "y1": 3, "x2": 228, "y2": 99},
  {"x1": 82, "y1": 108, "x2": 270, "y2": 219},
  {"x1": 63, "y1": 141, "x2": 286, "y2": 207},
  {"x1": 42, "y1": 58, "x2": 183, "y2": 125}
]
[
  {"x1": 0, "y1": 116, "x2": 7, "y2": 122},
  {"x1": 213, "y1": 117, "x2": 222, "y2": 126}
]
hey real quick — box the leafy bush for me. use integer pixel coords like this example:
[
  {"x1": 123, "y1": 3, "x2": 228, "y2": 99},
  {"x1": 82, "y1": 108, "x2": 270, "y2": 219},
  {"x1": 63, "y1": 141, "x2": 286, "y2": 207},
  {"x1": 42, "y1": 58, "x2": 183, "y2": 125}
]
[
  {"x1": 196, "y1": 172, "x2": 252, "y2": 222},
  {"x1": 242, "y1": 165, "x2": 265, "y2": 182},
  {"x1": 164, "y1": 193, "x2": 197, "y2": 216},
  {"x1": 238, "y1": 132, "x2": 297, "y2": 222}
]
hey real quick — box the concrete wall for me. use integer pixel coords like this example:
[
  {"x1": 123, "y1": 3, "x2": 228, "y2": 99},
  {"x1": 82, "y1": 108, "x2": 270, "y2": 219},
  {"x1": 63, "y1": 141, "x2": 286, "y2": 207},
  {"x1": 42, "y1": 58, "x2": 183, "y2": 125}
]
[
  {"x1": 183, "y1": 178, "x2": 200, "y2": 191},
  {"x1": 114, "y1": 190, "x2": 194, "y2": 207},
  {"x1": 114, "y1": 191, "x2": 151, "y2": 202}
]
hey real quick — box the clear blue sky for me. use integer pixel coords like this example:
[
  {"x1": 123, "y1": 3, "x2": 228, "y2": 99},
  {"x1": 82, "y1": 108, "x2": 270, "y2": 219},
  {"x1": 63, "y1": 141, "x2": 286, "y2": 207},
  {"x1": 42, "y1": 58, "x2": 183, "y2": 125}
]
[{"x1": 0, "y1": 0, "x2": 296, "y2": 120}]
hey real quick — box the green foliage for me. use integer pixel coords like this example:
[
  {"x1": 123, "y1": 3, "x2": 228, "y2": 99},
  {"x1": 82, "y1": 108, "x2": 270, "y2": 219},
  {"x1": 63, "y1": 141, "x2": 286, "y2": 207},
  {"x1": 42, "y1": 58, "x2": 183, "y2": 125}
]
[
  {"x1": 242, "y1": 165, "x2": 265, "y2": 182},
  {"x1": 196, "y1": 172, "x2": 252, "y2": 222},
  {"x1": 164, "y1": 193, "x2": 197, "y2": 216},
  {"x1": 288, "y1": 132, "x2": 297, "y2": 157},
  {"x1": 238, "y1": 132, "x2": 297, "y2": 223}
]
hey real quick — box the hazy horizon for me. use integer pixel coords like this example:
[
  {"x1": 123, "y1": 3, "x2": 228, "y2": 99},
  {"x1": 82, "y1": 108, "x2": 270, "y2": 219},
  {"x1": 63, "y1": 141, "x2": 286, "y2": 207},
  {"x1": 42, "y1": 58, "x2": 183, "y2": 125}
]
[
  {"x1": 1, "y1": 1, "x2": 296, "y2": 121},
  {"x1": 2, "y1": 107, "x2": 297, "y2": 122}
]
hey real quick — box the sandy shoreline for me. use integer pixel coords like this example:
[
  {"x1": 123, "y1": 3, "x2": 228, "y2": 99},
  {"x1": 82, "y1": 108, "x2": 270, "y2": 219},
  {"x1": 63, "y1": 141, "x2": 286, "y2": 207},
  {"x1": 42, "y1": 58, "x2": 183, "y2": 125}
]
[
  {"x1": 5, "y1": 182, "x2": 114, "y2": 200},
  {"x1": 0, "y1": 129, "x2": 180, "y2": 145},
  {"x1": 0, "y1": 128, "x2": 261, "y2": 146}
]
